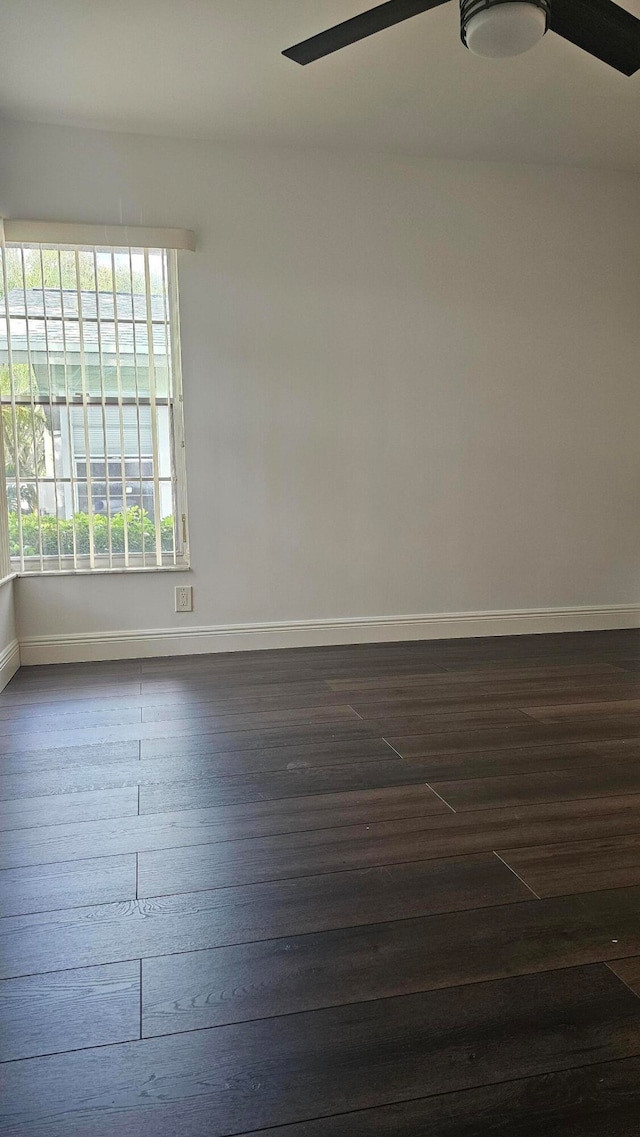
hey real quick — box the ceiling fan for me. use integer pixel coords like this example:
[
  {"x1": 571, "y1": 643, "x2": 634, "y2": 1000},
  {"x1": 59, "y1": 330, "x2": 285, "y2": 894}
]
[{"x1": 282, "y1": 0, "x2": 640, "y2": 75}]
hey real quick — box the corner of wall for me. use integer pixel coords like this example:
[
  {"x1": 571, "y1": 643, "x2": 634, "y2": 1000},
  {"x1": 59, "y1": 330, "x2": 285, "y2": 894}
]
[{"x1": 0, "y1": 575, "x2": 20, "y2": 691}]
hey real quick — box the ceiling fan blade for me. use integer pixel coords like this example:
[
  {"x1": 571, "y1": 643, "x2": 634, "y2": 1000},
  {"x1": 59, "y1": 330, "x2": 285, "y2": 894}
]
[
  {"x1": 282, "y1": 0, "x2": 451, "y2": 64},
  {"x1": 549, "y1": 0, "x2": 640, "y2": 75}
]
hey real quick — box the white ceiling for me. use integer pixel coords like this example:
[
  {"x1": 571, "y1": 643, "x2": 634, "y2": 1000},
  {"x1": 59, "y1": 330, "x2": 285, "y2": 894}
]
[{"x1": 1, "y1": 0, "x2": 640, "y2": 170}]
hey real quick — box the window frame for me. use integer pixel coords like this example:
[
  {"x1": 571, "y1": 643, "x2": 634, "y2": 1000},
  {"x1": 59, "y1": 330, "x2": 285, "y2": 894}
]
[{"x1": 0, "y1": 237, "x2": 191, "y2": 576}]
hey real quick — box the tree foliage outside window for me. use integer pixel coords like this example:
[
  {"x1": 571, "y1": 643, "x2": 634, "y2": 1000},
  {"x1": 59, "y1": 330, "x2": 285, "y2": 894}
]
[
  {"x1": 0, "y1": 362, "x2": 47, "y2": 511},
  {"x1": 8, "y1": 508, "x2": 175, "y2": 559},
  {"x1": 2, "y1": 246, "x2": 151, "y2": 294}
]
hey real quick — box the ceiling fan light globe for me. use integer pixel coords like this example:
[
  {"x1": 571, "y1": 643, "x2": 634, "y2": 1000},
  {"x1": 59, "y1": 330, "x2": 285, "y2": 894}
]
[{"x1": 465, "y1": 2, "x2": 547, "y2": 58}]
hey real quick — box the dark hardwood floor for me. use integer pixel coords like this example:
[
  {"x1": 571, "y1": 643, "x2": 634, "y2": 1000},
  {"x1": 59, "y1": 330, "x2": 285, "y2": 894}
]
[{"x1": 1, "y1": 629, "x2": 640, "y2": 1135}]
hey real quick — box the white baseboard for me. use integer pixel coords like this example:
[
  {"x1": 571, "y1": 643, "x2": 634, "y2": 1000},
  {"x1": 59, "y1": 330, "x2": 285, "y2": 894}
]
[
  {"x1": 0, "y1": 639, "x2": 21, "y2": 688},
  {"x1": 17, "y1": 604, "x2": 640, "y2": 665}
]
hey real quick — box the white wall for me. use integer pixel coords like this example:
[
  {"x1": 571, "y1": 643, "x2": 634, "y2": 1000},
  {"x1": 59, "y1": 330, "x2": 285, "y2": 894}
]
[{"x1": 1, "y1": 120, "x2": 639, "y2": 656}]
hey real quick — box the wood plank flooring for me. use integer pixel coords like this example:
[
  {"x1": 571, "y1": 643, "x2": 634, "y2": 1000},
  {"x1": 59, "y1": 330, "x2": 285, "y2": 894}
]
[{"x1": 1, "y1": 628, "x2": 640, "y2": 1135}]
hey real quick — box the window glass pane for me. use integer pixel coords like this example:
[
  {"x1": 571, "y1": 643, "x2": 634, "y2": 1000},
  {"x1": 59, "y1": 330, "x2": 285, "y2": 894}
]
[{"x1": 1, "y1": 241, "x2": 184, "y2": 570}]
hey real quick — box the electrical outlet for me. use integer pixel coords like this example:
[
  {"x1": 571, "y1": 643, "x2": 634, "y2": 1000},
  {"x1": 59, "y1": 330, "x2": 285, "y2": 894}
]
[{"x1": 175, "y1": 585, "x2": 193, "y2": 613}]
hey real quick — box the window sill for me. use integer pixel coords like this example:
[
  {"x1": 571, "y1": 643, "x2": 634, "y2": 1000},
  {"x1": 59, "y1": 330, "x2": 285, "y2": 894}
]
[{"x1": 14, "y1": 563, "x2": 191, "y2": 578}]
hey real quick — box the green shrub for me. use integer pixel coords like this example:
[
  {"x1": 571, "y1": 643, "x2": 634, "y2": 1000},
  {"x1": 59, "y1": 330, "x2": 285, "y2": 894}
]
[{"x1": 8, "y1": 507, "x2": 175, "y2": 559}]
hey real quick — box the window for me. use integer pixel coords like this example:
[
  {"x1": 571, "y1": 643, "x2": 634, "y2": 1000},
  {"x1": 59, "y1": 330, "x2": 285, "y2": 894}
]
[{"x1": 0, "y1": 226, "x2": 191, "y2": 573}]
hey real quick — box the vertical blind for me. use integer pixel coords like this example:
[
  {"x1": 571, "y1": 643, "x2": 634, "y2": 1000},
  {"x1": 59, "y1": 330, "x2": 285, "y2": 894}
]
[{"x1": 0, "y1": 236, "x2": 189, "y2": 573}]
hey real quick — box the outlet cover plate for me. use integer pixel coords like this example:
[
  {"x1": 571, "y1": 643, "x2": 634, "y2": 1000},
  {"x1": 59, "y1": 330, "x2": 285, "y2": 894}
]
[{"x1": 175, "y1": 585, "x2": 193, "y2": 613}]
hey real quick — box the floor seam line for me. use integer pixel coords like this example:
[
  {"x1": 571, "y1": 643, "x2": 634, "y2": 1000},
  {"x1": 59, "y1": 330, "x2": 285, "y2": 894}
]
[
  {"x1": 423, "y1": 781, "x2": 457, "y2": 813},
  {"x1": 5, "y1": 814, "x2": 640, "y2": 873},
  {"x1": 604, "y1": 962, "x2": 640, "y2": 1001},
  {"x1": 492, "y1": 851, "x2": 541, "y2": 899}
]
